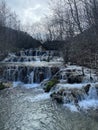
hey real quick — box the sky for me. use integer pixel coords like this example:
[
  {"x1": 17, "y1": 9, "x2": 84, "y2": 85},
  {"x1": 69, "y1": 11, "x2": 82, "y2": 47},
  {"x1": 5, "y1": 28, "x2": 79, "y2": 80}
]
[{"x1": 5, "y1": 0, "x2": 49, "y2": 26}]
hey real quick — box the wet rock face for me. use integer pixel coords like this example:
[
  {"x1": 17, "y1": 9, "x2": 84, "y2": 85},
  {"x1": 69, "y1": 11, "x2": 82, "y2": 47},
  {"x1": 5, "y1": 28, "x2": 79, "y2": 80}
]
[
  {"x1": 95, "y1": 83, "x2": 98, "y2": 95},
  {"x1": 51, "y1": 67, "x2": 60, "y2": 77},
  {"x1": 39, "y1": 72, "x2": 44, "y2": 82},
  {"x1": 0, "y1": 67, "x2": 4, "y2": 78},
  {"x1": 50, "y1": 92, "x2": 63, "y2": 103},
  {"x1": 2, "y1": 65, "x2": 60, "y2": 84},
  {"x1": 58, "y1": 68, "x2": 84, "y2": 84},
  {"x1": 43, "y1": 67, "x2": 84, "y2": 84},
  {"x1": 84, "y1": 84, "x2": 91, "y2": 94},
  {"x1": 20, "y1": 67, "x2": 28, "y2": 83},
  {"x1": 34, "y1": 67, "x2": 46, "y2": 83},
  {"x1": 67, "y1": 74, "x2": 83, "y2": 84}
]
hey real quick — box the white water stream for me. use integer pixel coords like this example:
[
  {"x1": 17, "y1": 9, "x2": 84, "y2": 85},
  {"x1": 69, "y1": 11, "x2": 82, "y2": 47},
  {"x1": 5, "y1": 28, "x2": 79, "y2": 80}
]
[
  {"x1": 0, "y1": 50, "x2": 98, "y2": 130},
  {"x1": 0, "y1": 86, "x2": 98, "y2": 130}
]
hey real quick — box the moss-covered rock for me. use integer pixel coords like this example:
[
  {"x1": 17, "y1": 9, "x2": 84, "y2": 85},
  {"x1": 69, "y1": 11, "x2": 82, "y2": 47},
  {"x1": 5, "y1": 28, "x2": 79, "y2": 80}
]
[
  {"x1": 0, "y1": 82, "x2": 6, "y2": 90},
  {"x1": 44, "y1": 78, "x2": 59, "y2": 92}
]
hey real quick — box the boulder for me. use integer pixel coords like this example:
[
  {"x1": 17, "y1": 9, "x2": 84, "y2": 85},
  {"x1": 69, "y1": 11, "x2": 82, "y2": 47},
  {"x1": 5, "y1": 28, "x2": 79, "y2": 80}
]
[
  {"x1": 50, "y1": 87, "x2": 86, "y2": 104},
  {"x1": 51, "y1": 67, "x2": 60, "y2": 76},
  {"x1": 57, "y1": 88, "x2": 65, "y2": 95},
  {"x1": 54, "y1": 95, "x2": 63, "y2": 103},
  {"x1": 50, "y1": 92, "x2": 63, "y2": 103},
  {"x1": 0, "y1": 82, "x2": 6, "y2": 90},
  {"x1": 0, "y1": 67, "x2": 4, "y2": 78},
  {"x1": 84, "y1": 84, "x2": 91, "y2": 94},
  {"x1": 66, "y1": 69, "x2": 72, "y2": 77},
  {"x1": 67, "y1": 74, "x2": 83, "y2": 84}
]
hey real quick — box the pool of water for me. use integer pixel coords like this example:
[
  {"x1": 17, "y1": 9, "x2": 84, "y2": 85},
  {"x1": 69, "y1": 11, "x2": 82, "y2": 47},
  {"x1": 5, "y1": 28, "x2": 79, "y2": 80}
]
[{"x1": 0, "y1": 86, "x2": 98, "y2": 130}]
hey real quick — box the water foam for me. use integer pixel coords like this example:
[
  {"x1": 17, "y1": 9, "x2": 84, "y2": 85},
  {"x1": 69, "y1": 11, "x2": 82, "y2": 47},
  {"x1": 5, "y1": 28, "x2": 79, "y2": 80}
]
[
  {"x1": 63, "y1": 104, "x2": 78, "y2": 112},
  {"x1": 79, "y1": 99, "x2": 98, "y2": 110},
  {"x1": 13, "y1": 81, "x2": 40, "y2": 89},
  {"x1": 25, "y1": 92, "x2": 51, "y2": 102}
]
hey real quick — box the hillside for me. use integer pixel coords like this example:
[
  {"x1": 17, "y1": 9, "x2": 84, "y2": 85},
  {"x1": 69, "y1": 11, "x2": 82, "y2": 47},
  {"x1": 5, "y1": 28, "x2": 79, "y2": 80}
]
[
  {"x1": 0, "y1": 26, "x2": 41, "y2": 60},
  {"x1": 43, "y1": 40, "x2": 65, "y2": 50},
  {"x1": 67, "y1": 26, "x2": 98, "y2": 67}
]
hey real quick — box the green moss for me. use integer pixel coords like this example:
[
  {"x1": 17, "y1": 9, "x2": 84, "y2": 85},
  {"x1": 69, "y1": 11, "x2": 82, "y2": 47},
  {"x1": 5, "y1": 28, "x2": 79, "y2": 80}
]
[
  {"x1": 0, "y1": 82, "x2": 5, "y2": 90},
  {"x1": 44, "y1": 78, "x2": 59, "y2": 92}
]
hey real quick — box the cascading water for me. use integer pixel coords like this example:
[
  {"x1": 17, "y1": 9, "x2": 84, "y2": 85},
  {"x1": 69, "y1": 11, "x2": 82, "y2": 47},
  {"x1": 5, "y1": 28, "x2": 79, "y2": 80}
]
[
  {"x1": 0, "y1": 50, "x2": 98, "y2": 130},
  {"x1": 1, "y1": 48, "x2": 62, "y2": 84},
  {"x1": 88, "y1": 85, "x2": 98, "y2": 99},
  {"x1": 59, "y1": 84, "x2": 98, "y2": 112},
  {"x1": 50, "y1": 66, "x2": 98, "y2": 112},
  {"x1": 29, "y1": 70, "x2": 35, "y2": 84},
  {"x1": 2, "y1": 65, "x2": 55, "y2": 84},
  {"x1": 1, "y1": 49, "x2": 98, "y2": 112},
  {"x1": 3, "y1": 49, "x2": 61, "y2": 63}
]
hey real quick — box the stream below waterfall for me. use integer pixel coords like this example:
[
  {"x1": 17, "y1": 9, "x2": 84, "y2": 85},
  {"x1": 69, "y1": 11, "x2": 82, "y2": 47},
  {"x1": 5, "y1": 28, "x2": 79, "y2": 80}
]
[
  {"x1": 0, "y1": 50, "x2": 98, "y2": 130},
  {"x1": 0, "y1": 85, "x2": 98, "y2": 130}
]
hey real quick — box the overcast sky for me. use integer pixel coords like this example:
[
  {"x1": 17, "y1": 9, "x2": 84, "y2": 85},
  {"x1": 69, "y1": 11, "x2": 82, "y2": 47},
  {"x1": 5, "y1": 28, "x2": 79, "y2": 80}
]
[{"x1": 5, "y1": 0, "x2": 49, "y2": 26}]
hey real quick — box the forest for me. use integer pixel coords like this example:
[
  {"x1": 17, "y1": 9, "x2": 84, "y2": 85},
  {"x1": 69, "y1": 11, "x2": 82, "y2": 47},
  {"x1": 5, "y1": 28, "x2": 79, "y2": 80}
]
[{"x1": 0, "y1": 0, "x2": 98, "y2": 68}]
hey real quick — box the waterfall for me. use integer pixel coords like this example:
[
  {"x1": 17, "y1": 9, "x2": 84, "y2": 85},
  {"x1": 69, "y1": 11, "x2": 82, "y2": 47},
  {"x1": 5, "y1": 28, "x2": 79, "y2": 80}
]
[
  {"x1": 45, "y1": 67, "x2": 52, "y2": 79},
  {"x1": 2, "y1": 49, "x2": 62, "y2": 63},
  {"x1": 88, "y1": 85, "x2": 98, "y2": 99},
  {"x1": 29, "y1": 71, "x2": 34, "y2": 84},
  {"x1": 1, "y1": 48, "x2": 62, "y2": 84},
  {"x1": 2, "y1": 65, "x2": 59, "y2": 84}
]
